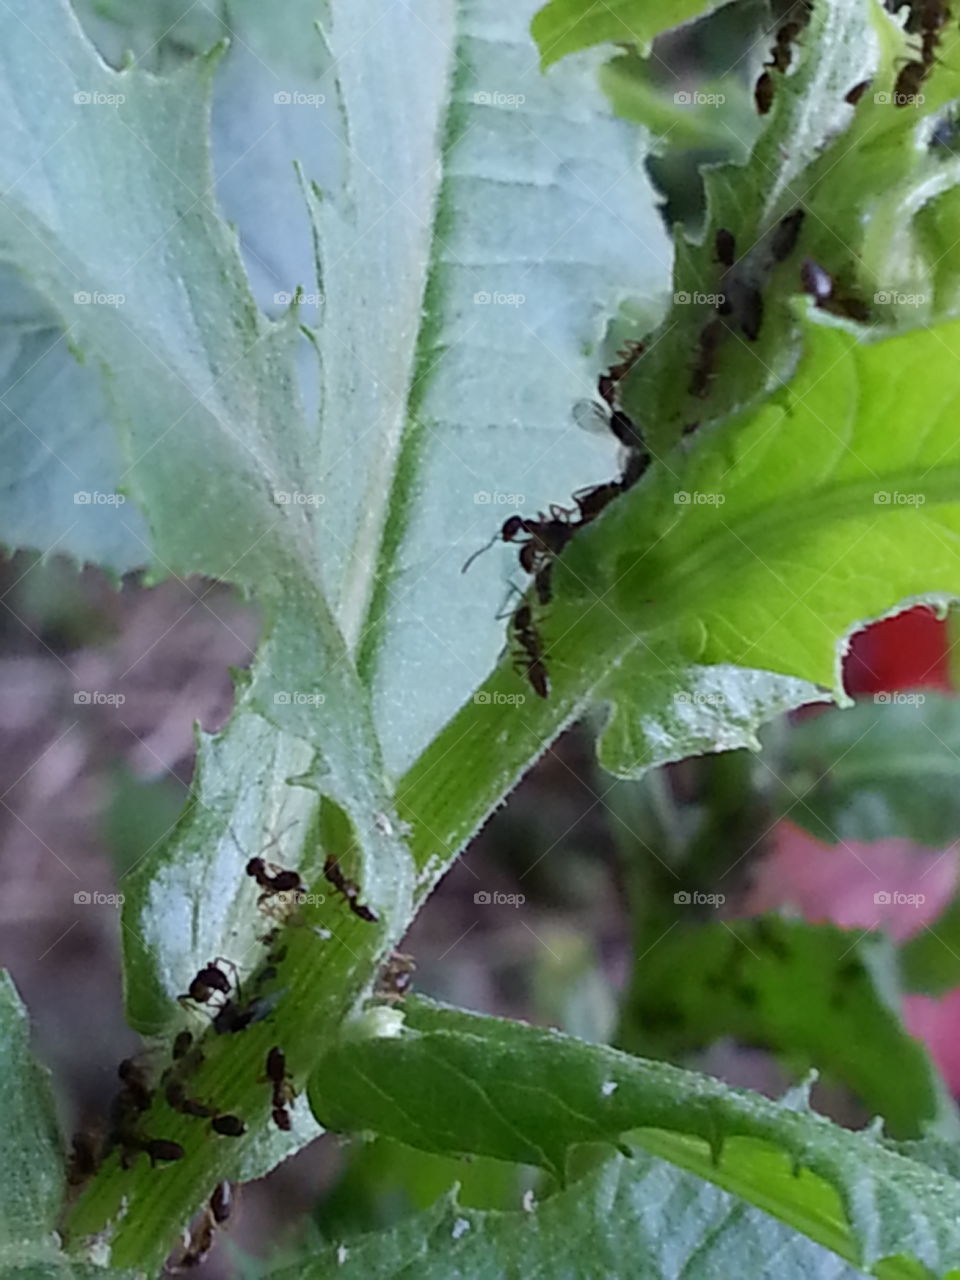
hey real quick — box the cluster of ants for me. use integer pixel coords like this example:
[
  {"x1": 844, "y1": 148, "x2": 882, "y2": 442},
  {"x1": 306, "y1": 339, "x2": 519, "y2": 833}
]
[
  {"x1": 463, "y1": 345, "x2": 649, "y2": 699},
  {"x1": 68, "y1": 841, "x2": 405, "y2": 1259},
  {"x1": 894, "y1": 0, "x2": 949, "y2": 103},
  {"x1": 754, "y1": 0, "x2": 951, "y2": 115},
  {"x1": 754, "y1": 1, "x2": 812, "y2": 115}
]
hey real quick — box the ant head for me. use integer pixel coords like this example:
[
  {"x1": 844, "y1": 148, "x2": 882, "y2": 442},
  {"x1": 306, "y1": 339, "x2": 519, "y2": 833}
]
[{"x1": 500, "y1": 515, "x2": 525, "y2": 541}]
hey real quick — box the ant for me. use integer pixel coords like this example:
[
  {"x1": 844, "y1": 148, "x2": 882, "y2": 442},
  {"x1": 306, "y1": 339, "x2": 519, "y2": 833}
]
[
  {"x1": 323, "y1": 856, "x2": 380, "y2": 922},
  {"x1": 164, "y1": 1078, "x2": 215, "y2": 1118},
  {"x1": 755, "y1": 70, "x2": 774, "y2": 114},
  {"x1": 67, "y1": 1130, "x2": 101, "y2": 1186},
  {"x1": 211, "y1": 1113, "x2": 245, "y2": 1137},
  {"x1": 212, "y1": 989, "x2": 283, "y2": 1035},
  {"x1": 245, "y1": 856, "x2": 305, "y2": 906},
  {"x1": 169, "y1": 1181, "x2": 234, "y2": 1272},
  {"x1": 739, "y1": 283, "x2": 764, "y2": 341},
  {"x1": 265, "y1": 1046, "x2": 296, "y2": 1131},
  {"x1": 689, "y1": 317, "x2": 724, "y2": 399},
  {"x1": 511, "y1": 601, "x2": 550, "y2": 699},
  {"x1": 769, "y1": 209, "x2": 804, "y2": 263},
  {"x1": 894, "y1": 60, "x2": 927, "y2": 104},
  {"x1": 714, "y1": 227, "x2": 735, "y2": 268},
  {"x1": 144, "y1": 1138, "x2": 185, "y2": 1166},
  {"x1": 845, "y1": 80, "x2": 870, "y2": 104},
  {"x1": 378, "y1": 951, "x2": 416, "y2": 1001},
  {"x1": 178, "y1": 958, "x2": 237, "y2": 1009}
]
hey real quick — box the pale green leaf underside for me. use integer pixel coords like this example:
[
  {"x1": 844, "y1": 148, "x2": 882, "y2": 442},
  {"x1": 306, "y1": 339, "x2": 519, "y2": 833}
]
[{"x1": 308, "y1": 998, "x2": 960, "y2": 1277}]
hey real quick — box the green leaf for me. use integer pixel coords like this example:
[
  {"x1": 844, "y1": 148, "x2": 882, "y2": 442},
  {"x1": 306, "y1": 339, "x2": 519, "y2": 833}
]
[
  {"x1": 308, "y1": 997, "x2": 960, "y2": 1277},
  {"x1": 0, "y1": 973, "x2": 64, "y2": 1261},
  {"x1": 315, "y1": 0, "x2": 670, "y2": 774},
  {"x1": 902, "y1": 895, "x2": 960, "y2": 995},
  {"x1": 618, "y1": 916, "x2": 957, "y2": 1138},
  {"x1": 773, "y1": 694, "x2": 960, "y2": 847},
  {"x1": 531, "y1": 0, "x2": 722, "y2": 68},
  {"x1": 269, "y1": 1154, "x2": 869, "y2": 1280}
]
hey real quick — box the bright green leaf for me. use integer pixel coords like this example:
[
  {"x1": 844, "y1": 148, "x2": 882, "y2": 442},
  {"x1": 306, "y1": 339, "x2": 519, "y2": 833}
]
[{"x1": 308, "y1": 997, "x2": 960, "y2": 1277}]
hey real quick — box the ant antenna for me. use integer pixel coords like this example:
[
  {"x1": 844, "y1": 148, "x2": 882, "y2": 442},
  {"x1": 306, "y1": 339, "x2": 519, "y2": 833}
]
[{"x1": 461, "y1": 533, "x2": 499, "y2": 575}]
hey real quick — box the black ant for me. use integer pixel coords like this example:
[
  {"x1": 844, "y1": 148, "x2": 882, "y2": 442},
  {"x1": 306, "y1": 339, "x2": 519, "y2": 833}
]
[
  {"x1": 755, "y1": 70, "x2": 774, "y2": 114},
  {"x1": 210, "y1": 1180, "x2": 233, "y2": 1224},
  {"x1": 212, "y1": 990, "x2": 282, "y2": 1035},
  {"x1": 211, "y1": 1113, "x2": 245, "y2": 1137},
  {"x1": 178, "y1": 958, "x2": 237, "y2": 1009},
  {"x1": 265, "y1": 1046, "x2": 296, "y2": 1130},
  {"x1": 144, "y1": 1138, "x2": 184, "y2": 1166},
  {"x1": 689, "y1": 317, "x2": 724, "y2": 399},
  {"x1": 169, "y1": 1181, "x2": 234, "y2": 1271},
  {"x1": 894, "y1": 60, "x2": 927, "y2": 104},
  {"x1": 164, "y1": 1078, "x2": 215, "y2": 1118},
  {"x1": 378, "y1": 951, "x2": 416, "y2": 1001},
  {"x1": 769, "y1": 209, "x2": 804, "y2": 263},
  {"x1": 323, "y1": 856, "x2": 379, "y2": 922},
  {"x1": 67, "y1": 1130, "x2": 101, "y2": 1186},
  {"x1": 245, "y1": 857, "x2": 305, "y2": 905},
  {"x1": 739, "y1": 283, "x2": 764, "y2": 341},
  {"x1": 117, "y1": 1058, "x2": 152, "y2": 1113},
  {"x1": 511, "y1": 601, "x2": 550, "y2": 699},
  {"x1": 714, "y1": 227, "x2": 735, "y2": 268}
]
